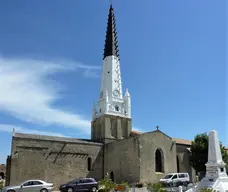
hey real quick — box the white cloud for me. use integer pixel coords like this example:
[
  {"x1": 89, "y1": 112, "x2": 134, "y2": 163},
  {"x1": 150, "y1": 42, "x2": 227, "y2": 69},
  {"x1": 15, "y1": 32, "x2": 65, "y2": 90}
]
[
  {"x1": 0, "y1": 57, "x2": 100, "y2": 133},
  {"x1": 132, "y1": 126, "x2": 144, "y2": 133},
  {"x1": 0, "y1": 124, "x2": 67, "y2": 137}
]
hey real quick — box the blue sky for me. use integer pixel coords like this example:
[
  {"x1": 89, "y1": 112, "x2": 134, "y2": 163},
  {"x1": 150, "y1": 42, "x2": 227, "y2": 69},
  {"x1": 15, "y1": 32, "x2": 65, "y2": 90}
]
[{"x1": 0, "y1": 0, "x2": 227, "y2": 164}]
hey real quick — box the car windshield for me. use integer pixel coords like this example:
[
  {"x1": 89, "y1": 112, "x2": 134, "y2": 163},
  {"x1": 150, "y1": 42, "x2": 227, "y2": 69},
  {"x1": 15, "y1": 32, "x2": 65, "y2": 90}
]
[
  {"x1": 21, "y1": 181, "x2": 29, "y2": 186},
  {"x1": 69, "y1": 179, "x2": 78, "y2": 184},
  {"x1": 163, "y1": 174, "x2": 173, "y2": 179}
]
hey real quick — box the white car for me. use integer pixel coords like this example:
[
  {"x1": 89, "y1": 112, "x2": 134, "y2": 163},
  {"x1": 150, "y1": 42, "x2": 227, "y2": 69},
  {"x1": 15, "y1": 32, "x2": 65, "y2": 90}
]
[
  {"x1": 2, "y1": 179, "x2": 53, "y2": 192},
  {"x1": 160, "y1": 172, "x2": 190, "y2": 187}
]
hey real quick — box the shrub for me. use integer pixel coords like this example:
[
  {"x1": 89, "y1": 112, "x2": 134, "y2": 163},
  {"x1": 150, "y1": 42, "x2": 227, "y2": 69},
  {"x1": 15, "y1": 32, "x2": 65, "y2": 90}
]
[
  {"x1": 120, "y1": 181, "x2": 129, "y2": 188},
  {"x1": 200, "y1": 188, "x2": 214, "y2": 192},
  {"x1": 98, "y1": 189, "x2": 105, "y2": 192},
  {"x1": 147, "y1": 182, "x2": 168, "y2": 192},
  {"x1": 98, "y1": 178, "x2": 116, "y2": 192},
  {"x1": 0, "y1": 180, "x2": 3, "y2": 191}
]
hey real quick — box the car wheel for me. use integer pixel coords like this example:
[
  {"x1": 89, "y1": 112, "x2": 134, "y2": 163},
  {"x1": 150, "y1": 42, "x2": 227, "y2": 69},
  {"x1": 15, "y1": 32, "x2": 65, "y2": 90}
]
[
  {"x1": 68, "y1": 187, "x2": 73, "y2": 192},
  {"x1": 91, "y1": 187, "x2": 97, "y2": 192},
  {"x1": 40, "y1": 188, "x2": 48, "y2": 192},
  {"x1": 7, "y1": 190, "x2": 15, "y2": 192},
  {"x1": 184, "y1": 182, "x2": 189, "y2": 186}
]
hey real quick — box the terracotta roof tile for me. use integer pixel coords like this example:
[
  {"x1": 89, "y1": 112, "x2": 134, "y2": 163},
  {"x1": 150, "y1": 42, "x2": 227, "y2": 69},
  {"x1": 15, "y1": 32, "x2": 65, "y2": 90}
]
[
  {"x1": 130, "y1": 130, "x2": 142, "y2": 137},
  {"x1": 131, "y1": 130, "x2": 142, "y2": 134},
  {"x1": 172, "y1": 138, "x2": 192, "y2": 145}
]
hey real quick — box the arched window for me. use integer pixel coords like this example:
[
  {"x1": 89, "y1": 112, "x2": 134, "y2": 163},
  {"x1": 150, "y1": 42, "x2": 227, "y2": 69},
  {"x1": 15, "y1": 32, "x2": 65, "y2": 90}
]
[
  {"x1": 115, "y1": 106, "x2": 119, "y2": 111},
  {"x1": 176, "y1": 156, "x2": 180, "y2": 173},
  {"x1": 110, "y1": 171, "x2": 114, "y2": 182},
  {"x1": 155, "y1": 148, "x2": 164, "y2": 173},
  {"x1": 87, "y1": 157, "x2": 92, "y2": 171}
]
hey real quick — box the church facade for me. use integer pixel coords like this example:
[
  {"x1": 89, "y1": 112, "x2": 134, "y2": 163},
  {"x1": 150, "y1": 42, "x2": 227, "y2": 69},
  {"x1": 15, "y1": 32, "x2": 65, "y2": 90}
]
[{"x1": 5, "y1": 5, "x2": 196, "y2": 189}]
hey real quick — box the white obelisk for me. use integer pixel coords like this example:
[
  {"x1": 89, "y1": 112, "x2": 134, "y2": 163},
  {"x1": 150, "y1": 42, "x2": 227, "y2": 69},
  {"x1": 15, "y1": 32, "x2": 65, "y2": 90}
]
[{"x1": 186, "y1": 130, "x2": 228, "y2": 192}]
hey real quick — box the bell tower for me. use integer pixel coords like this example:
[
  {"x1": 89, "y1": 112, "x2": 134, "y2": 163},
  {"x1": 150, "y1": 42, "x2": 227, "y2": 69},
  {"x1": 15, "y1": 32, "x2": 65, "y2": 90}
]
[{"x1": 91, "y1": 5, "x2": 132, "y2": 143}]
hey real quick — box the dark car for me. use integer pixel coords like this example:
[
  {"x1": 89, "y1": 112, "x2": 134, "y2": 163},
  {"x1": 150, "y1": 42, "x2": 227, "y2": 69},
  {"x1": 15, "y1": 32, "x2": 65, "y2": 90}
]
[{"x1": 59, "y1": 178, "x2": 98, "y2": 192}]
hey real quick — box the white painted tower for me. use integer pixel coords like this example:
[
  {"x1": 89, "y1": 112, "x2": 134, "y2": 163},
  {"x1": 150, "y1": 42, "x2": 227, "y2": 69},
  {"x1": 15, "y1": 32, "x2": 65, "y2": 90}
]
[{"x1": 92, "y1": 5, "x2": 131, "y2": 120}]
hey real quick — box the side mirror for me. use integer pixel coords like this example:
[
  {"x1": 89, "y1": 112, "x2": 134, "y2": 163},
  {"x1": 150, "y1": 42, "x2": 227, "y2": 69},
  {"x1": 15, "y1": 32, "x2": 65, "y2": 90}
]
[{"x1": 21, "y1": 185, "x2": 23, "y2": 188}]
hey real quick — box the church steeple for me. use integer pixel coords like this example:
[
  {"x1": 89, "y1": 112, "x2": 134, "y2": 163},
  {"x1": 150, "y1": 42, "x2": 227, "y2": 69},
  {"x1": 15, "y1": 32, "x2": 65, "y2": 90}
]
[
  {"x1": 92, "y1": 4, "x2": 131, "y2": 119},
  {"x1": 103, "y1": 4, "x2": 119, "y2": 60},
  {"x1": 91, "y1": 4, "x2": 132, "y2": 143}
]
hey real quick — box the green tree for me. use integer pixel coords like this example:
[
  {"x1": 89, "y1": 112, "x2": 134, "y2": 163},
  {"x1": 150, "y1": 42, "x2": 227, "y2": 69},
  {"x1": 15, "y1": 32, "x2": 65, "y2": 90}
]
[{"x1": 190, "y1": 133, "x2": 228, "y2": 174}]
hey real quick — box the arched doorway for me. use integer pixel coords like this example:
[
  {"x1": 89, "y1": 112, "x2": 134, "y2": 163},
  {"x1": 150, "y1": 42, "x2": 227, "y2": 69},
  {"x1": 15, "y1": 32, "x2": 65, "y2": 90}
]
[
  {"x1": 155, "y1": 148, "x2": 164, "y2": 173},
  {"x1": 0, "y1": 172, "x2": 4, "y2": 180},
  {"x1": 110, "y1": 171, "x2": 114, "y2": 182},
  {"x1": 176, "y1": 156, "x2": 180, "y2": 173}
]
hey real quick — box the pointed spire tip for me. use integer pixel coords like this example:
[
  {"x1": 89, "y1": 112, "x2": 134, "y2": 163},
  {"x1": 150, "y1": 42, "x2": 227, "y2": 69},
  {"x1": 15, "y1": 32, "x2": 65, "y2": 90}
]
[{"x1": 103, "y1": 3, "x2": 119, "y2": 60}]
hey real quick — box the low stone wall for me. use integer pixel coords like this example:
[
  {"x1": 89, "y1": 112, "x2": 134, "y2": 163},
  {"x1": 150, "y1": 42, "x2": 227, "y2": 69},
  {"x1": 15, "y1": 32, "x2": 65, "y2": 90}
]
[{"x1": 130, "y1": 187, "x2": 148, "y2": 192}]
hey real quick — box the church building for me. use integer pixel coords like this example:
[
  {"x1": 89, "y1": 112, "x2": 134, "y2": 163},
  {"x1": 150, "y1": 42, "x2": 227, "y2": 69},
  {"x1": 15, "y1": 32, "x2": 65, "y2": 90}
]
[{"x1": 5, "y1": 5, "x2": 196, "y2": 189}]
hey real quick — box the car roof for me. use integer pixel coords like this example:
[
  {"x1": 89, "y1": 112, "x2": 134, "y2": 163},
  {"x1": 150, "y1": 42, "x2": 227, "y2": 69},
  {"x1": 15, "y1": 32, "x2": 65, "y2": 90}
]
[
  {"x1": 24, "y1": 180, "x2": 45, "y2": 183},
  {"x1": 166, "y1": 173, "x2": 189, "y2": 175}
]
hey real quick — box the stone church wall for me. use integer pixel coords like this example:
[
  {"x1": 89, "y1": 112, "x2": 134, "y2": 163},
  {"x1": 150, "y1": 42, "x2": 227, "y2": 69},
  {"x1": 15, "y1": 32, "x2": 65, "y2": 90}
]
[
  {"x1": 104, "y1": 136, "x2": 140, "y2": 183},
  {"x1": 91, "y1": 114, "x2": 132, "y2": 143},
  {"x1": 138, "y1": 131, "x2": 177, "y2": 183},
  {"x1": 0, "y1": 164, "x2": 6, "y2": 180},
  {"x1": 9, "y1": 134, "x2": 104, "y2": 189},
  {"x1": 176, "y1": 144, "x2": 196, "y2": 182}
]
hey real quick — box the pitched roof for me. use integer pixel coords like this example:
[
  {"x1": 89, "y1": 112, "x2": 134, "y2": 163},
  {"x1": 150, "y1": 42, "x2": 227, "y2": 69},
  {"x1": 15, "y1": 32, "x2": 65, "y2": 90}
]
[
  {"x1": 172, "y1": 138, "x2": 192, "y2": 146},
  {"x1": 130, "y1": 130, "x2": 192, "y2": 145},
  {"x1": 13, "y1": 132, "x2": 103, "y2": 146},
  {"x1": 131, "y1": 130, "x2": 142, "y2": 134}
]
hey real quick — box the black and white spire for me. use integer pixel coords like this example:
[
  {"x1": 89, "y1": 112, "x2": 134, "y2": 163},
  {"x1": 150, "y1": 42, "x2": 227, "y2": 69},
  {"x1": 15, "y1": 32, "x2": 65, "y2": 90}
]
[{"x1": 103, "y1": 4, "x2": 119, "y2": 60}]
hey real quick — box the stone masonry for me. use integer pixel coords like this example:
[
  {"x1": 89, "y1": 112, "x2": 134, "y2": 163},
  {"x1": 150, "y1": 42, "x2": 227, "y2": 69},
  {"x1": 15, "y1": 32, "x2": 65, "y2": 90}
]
[
  {"x1": 6, "y1": 129, "x2": 196, "y2": 189},
  {"x1": 8, "y1": 133, "x2": 103, "y2": 189}
]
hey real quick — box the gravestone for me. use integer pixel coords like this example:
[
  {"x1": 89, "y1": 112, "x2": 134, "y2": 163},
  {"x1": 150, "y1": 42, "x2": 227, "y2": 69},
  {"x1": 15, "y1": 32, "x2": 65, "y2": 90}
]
[{"x1": 186, "y1": 130, "x2": 228, "y2": 192}]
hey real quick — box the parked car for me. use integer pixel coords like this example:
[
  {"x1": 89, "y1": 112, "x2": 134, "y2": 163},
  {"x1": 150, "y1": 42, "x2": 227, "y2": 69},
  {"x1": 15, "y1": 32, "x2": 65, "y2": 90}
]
[
  {"x1": 2, "y1": 179, "x2": 53, "y2": 192},
  {"x1": 59, "y1": 178, "x2": 98, "y2": 192},
  {"x1": 159, "y1": 172, "x2": 190, "y2": 187}
]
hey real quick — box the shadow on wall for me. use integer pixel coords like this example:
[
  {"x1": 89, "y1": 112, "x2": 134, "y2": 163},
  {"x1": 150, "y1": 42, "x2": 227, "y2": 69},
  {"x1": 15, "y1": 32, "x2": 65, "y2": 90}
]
[
  {"x1": 176, "y1": 155, "x2": 180, "y2": 173},
  {"x1": 87, "y1": 149, "x2": 103, "y2": 181}
]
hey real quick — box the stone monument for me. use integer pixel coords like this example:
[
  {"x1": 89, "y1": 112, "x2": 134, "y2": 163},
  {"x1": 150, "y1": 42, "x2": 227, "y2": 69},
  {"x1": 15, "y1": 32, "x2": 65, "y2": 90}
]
[{"x1": 186, "y1": 130, "x2": 228, "y2": 192}]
